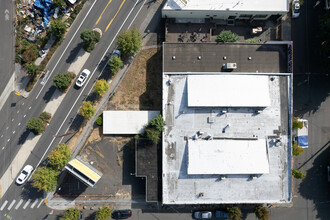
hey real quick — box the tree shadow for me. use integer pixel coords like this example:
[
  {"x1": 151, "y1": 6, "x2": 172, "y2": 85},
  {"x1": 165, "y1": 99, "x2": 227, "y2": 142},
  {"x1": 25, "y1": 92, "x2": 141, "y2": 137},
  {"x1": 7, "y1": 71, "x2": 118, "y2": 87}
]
[
  {"x1": 17, "y1": 129, "x2": 32, "y2": 145},
  {"x1": 85, "y1": 211, "x2": 96, "y2": 220},
  {"x1": 65, "y1": 42, "x2": 84, "y2": 64},
  {"x1": 20, "y1": 181, "x2": 44, "y2": 201},
  {"x1": 68, "y1": 114, "x2": 85, "y2": 132},
  {"x1": 42, "y1": 85, "x2": 57, "y2": 103}
]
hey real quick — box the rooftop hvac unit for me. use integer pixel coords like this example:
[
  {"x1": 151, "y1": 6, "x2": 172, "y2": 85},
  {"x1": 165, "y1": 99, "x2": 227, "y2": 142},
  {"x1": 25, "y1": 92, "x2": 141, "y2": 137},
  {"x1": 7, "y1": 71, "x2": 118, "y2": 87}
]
[{"x1": 224, "y1": 63, "x2": 237, "y2": 69}]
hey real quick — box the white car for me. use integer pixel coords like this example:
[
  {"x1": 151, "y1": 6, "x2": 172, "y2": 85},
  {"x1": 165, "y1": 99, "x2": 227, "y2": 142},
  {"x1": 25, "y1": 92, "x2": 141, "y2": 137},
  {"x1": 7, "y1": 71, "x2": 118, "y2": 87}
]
[
  {"x1": 75, "y1": 69, "x2": 91, "y2": 87},
  {"x1": 16, "y1": 165, "x2": 33, "y2": 185},
  {"x1": 292, "y1": 0, "x2": 300, "y2": 18}
]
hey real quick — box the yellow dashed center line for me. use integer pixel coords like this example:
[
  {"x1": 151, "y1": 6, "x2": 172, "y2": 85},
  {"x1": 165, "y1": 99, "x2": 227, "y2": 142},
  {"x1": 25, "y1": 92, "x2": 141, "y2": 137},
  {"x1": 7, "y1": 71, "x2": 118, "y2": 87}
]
[
  {"x1": 95, "y1": 0, "x2": 113, "y2": 25},
  {"x1": 105, "y1": 0, "x2": 126, "y2": 32}
]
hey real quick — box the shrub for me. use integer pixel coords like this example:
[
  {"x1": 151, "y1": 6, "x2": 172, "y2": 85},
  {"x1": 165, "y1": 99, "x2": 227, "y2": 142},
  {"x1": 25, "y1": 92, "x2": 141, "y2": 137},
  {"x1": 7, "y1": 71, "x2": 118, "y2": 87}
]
[
  {"x1": 95, "y1": 116, "x2": 103, "y2": 126},
  {"x1": 216, "y1": 30, "x2": 239, "y2": 43},
  {"x1": 93, "y1": 79, "x2": 109, "y2": 96},
  {"x1": 79, "y1": 101, "x2": 95, "y2": 119},
  {"x1": 254, "y1": 206, "x2": 269, "y2": 220},
  {"x1": 31, "y1": 167, "x2": 58, "y2": 192},
  {"x1": 117, "y1": 27, "x2": 142, "y2": 56},
  {"x1": 246, "y1": 38, "x2": 260, "y2": 43},
  {"x1": 39, "y1": 111, "x2": 52, "y2": 124},
  {"x1": 25, "y1": 63, "x2": 39, "y2": 77},
  {"x1": 53, "y1": 72, "x2": 72, "y2": 92},
  {"x1": 292, "y1": 169, "x2": 306, "y2": 179},
  {"x1": 60, "y1": 208, "x2": 80, "y2": 220},
  {"x1": 149, "y1": 114, "x2": 165, "y2": 132},
  {"x1": 292, "y1": 117, "x2": 303, "y2": 129},
  {"x1": 80, "y1": 30, "x2": 100, "y2": 52},
  {"x1": 51, "y1": 19, "x2": 67, "y2": 41},
  {"x1": 26, "y1": 117, "x2": 45, "y2": 135},
  {"x1": 22, "y1": 43, "x2": 39, "y2": 63},
  {"x1": 227, "y1": 206, "x2": 242, "y2": 220},
  {"x1": 292, "y1": 142, "x2": 304, "y2": 156},
  {"x1": 48, "y1": 143, "x2": 72, "y2": 171},
  {"x1": 145, "y1": 127, "x2": 160, "y2": 144},
  {"x1": 109, "y1": 55, "x2": 124, "y2": 73},
  {"x1": 95, "y1": 206, "x2": 111, "y2": 220}
]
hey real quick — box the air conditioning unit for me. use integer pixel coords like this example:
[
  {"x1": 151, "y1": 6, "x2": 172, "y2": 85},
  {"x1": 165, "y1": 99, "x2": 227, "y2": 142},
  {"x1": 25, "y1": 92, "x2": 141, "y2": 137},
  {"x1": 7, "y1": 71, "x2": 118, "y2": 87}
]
[{"x1": 224, "y1": 63, "x2": 237, "y2": 69}]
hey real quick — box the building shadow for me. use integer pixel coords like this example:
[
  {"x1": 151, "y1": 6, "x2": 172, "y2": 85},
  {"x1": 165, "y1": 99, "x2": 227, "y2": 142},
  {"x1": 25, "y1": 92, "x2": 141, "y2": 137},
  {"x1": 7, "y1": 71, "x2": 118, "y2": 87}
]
[
  {"x1": 56, "y1": 171, "x2": 88, "y2": 200},
  {"x1": 297, "y1": 140, "x2": 330, "y2": 220}
]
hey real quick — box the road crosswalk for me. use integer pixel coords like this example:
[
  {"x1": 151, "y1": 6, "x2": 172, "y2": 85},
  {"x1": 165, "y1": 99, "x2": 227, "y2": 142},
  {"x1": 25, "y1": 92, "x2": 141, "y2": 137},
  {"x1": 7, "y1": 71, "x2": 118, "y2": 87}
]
[{"x1": 0, "y1": 198, "x2": 45, "y2": 211}]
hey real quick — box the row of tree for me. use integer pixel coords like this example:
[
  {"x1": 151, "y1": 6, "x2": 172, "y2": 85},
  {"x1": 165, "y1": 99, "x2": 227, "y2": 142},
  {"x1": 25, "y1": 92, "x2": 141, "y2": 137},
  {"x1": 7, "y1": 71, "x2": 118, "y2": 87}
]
[{"x1": 60, "y1": 206, "x2": 111, "y2": 220}]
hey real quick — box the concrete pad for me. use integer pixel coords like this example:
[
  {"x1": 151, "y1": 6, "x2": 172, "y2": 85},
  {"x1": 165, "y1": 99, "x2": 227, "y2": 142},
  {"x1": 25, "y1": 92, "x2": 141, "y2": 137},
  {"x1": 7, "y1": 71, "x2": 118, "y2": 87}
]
[
  {"x1": 67, "y1": 48, "x2": 90, "y2": 75},
  {"x1": 43, "y1": 89, "x2": 66, "y2": 116}
]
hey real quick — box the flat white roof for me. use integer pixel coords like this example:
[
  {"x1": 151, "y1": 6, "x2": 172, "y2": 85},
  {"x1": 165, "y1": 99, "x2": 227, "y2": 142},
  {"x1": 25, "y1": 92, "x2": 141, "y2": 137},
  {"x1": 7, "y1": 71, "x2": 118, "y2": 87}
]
[
  {"x1": 164, "y1": 0, "x2": 288, "y2": 12},
  {"x1": 188, "y1": 139, "x2": 269, "y2": 175},
  {"x1": 103, "y1": 111, "x2": 159, "y2": 134},
  {"x1": 187, "y1": 75, "x2": 271, "y2": 107}
]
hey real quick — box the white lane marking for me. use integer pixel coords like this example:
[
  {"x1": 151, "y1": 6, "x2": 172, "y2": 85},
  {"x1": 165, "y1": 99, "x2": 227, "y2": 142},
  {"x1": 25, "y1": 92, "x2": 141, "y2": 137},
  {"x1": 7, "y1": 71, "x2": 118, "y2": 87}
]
[
  {"x1": 6, "y1": 127, "x2": 8, "y2": 130},
  {"x1": 37, "y1": 199, "x2": 43, "y2": 208},
  {"x1": 23, "y1": 199, "x2": 31, "y2": 209},
  {"x1": 30, "y1": 200, "x2": 38, "y2": 208},
  {"x1": 15, "y1": 199, "x2": 23, "y2": 210},
  {"x1": 0, "y1": 200, "x2": 8, "y2": 210},
  {"x1": 7, "y1": 200, "x2": 15, "y2": 210},
  {"x1": 28, "y1": 107, "x2": 31, "y2": 110},
  {"x1": 22, "y1": 102, "x2": 24, "y2": 105},
  {"x1": 17, "y1": 110, "x2": 19, "y2": 113},
  {"x1": 12, "y1": 131, "x2": 15, "y2": 134},
  {"x1": 2, "y1": 147, "x2": 4, "y2": 150},
  {"x1": 18, "y1": 123, "x2": 21, "y2": 126},
  {"x1": 11, "y1": 119, "x2": 14, "y2": 121},
  {"x1": 32, "y1": 0, "x2": 139, "y2": 179},
  {"x1": 7, "y1": 139, "x2": 10, "y2": 142},
  {"x1": 1, "y1": 134, "x2": 3, "y2": 137},
  {"x1": 35, "y1": 0, "x2": 99, "y2": 99},
  {"x1": 23, "y1": 115, "x2": 26, "y2": 118}
]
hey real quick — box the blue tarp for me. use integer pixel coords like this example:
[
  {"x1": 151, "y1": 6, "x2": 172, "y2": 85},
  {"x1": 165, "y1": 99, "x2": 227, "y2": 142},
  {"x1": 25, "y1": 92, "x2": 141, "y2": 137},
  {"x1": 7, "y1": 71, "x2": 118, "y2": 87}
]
[
  {"x1": 298, "y1": 135, "x2": 308, "y2": 147},
  {"x1": 33, "y1": 0, "x2": 53, "y2": 26}
]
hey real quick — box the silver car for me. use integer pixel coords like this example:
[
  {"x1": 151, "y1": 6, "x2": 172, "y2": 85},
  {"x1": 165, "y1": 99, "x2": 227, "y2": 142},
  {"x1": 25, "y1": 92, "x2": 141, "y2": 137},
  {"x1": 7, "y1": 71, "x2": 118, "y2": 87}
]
[
  {"x1": 16, "y1": 165, "x2": 33, "y2": 185},
  {"x1": 292, "y1": 0, "x2": 300, "y2": 18},
  {"x1": 75, "y1": 69, "x2": 91, "y2": 87}
]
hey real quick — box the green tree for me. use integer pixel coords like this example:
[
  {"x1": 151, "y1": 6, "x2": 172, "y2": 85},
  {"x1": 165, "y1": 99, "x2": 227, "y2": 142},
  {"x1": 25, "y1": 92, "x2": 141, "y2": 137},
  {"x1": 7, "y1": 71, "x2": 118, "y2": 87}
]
[
  {"x1": 80, "y1": 30, "x2": 100, "y2": 52},
  {"x1": 39, "y1": 111, "x2": 52, "y2": 124},
  {"x1": 149, "y1": 114, "x2": 165, "y2": 132},
  {"x1": 31, "y1": 167, "x2": 58, "y2": 192},
  {"x1": 109, "y1": 55, "x2": 123, "y2": 73},
  {"x1": 26, "y1": 117, "x2": 45, "y2": 135},
  {"x1": 292, "y1": 169, "x2": 306, "y2": 179},
  {"x1": 145, "y1": 127, "x2": 160, "y2": 144},
  {"x1": 60, "y1": 208, "x2": 80, "y2": 220},
  {"x1": 25, "y1": 63, "x2": 39, "y2": 77},
  {"x1": 53, "y1": 72, "x2": 72, "y2": 92},
  {"x1": 117, "y1": 27, "x2": 142, "y2": 56},
  {"x1": 95, "y1": 116, "x2": 103, "y2": 126},
  {"x1": 93, "y1": 79, "x2": 109, "y2": 96},
  {"x1": 79, "y1": 101, "x2": 95, "y2": 119},
  {"x1": 227, "y1": 206, "x2": 242, "y2": 220},
  {"x1": 216, "y1": 30, "x2": 239, "y2": 43},
  {"x1": 254, "y1": 206, "x2": 269, "y2": 220},
  {"x1": 95, "y1": 206, "x2": 111, "y2": 220},
  {"x1": 51, "y1": 19, "x2": 67, "y2": 41},
  {"x1": 22, "y1": 44, "x2": 39, "y2": 63},
  {"x1": 292, "y1": 142, "x2": 304, "y2": 156},
  {"x1": 292, "y1": 117, "x2": 303, "y2": 129},
  {"x1": 48, "y1": 143, "x2": 72, "y2": 171},
  {"x1": 53, "y1": 0, "x2": 66, "y2": 8}
]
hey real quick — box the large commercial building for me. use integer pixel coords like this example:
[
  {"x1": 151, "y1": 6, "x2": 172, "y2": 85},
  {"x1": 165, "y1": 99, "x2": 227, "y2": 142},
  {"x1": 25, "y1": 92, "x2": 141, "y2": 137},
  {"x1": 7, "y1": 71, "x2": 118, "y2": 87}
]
[
  {"x1": 162, "y1": 42, "x2": 293, "y2": 204},
  {"x1": 162, "y1": 0, "x2": 289, "y2": 21}
]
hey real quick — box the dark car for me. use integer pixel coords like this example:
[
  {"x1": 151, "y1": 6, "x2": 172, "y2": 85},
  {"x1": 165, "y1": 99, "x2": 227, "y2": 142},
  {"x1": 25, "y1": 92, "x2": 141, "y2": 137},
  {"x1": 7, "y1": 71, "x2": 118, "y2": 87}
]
[
  {"x1": 111, "y1": 210, "x2": 132, "y2": 219},
  {"x1": 215, "y1": 210, "x2": 229, "y2": 219}
]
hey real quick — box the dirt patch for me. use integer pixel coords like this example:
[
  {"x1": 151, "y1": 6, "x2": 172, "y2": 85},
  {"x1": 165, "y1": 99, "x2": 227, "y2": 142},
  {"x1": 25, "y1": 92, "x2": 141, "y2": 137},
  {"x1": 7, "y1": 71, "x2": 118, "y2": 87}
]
[{"x1": 109, "y1": 47, "x2": 162, "y2": 110}]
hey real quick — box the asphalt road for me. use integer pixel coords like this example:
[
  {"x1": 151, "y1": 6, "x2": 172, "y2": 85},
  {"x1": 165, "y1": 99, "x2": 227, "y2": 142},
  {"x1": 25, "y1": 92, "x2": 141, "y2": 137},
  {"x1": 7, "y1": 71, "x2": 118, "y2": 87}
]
[
  {"x1": 0, "y1": 0, "x2": 14, "y2": 96},
  {"x1": 0, "y1": 0, "x2": 148, "y2": 219}
]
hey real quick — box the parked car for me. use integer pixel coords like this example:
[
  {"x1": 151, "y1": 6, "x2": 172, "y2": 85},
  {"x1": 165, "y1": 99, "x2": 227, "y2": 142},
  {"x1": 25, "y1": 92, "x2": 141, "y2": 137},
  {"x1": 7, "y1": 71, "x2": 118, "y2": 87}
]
[
  {"x1": 293, "y1": 118, "x2": 309, "y2": 148},
  {"x1": 111, "y1": 210, "x2": 132, "y2": 219},
  {"x1": 215, "y1": 210, "x2": 229, "y2": 219},
  {"x1": 193, "y1": 211, "x2": 212, "y2": 219},
  {"x1": 292, "y1": 0, "x2": 300, "y2": 18},
  {"x1": 110, "y1": 49, "x2": 121, "y2": 59},
  {"x1": 75, "y1": 69, "x2": 91, "y2": 87},
  {"x1": 16, "y1": 165, "x2": 33, "y2": 185},
  {"x1": 39, "y1": 49, "x2": 49, "y2": 58}
]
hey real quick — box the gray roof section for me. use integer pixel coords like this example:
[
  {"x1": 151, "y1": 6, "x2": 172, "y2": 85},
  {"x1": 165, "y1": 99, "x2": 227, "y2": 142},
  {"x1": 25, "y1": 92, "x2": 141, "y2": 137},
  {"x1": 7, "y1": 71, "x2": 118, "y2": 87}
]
[{"x1": 163, "y1": 43, "x2": 288, "y2": 73}]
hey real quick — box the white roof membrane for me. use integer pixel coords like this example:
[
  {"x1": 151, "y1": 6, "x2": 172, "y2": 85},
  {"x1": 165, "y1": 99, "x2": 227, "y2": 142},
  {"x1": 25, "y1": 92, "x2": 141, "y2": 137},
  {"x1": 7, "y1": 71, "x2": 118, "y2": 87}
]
[
  {"x1": 103, "y1": 111, "x2": 160, "y2": 134},
  {"x1": 187, "y1": 75, "x2": 271, "y2": 107},
  {"x1": 187, "y1": 139, "x2": 270, "y2": 174}
]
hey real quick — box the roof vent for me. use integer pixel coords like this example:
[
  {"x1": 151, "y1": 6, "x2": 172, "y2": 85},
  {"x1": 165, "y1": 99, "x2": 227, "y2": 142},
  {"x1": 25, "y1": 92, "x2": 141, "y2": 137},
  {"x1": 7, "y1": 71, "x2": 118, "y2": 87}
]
[
  {"x1": 197, "y1": 56, "x2": 202, "y2": 60},
  {"x1": 172, "y1": 56, "x2": 176, "y2": 60}
]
